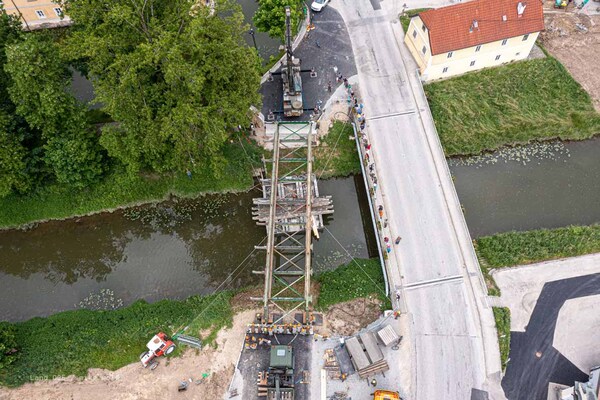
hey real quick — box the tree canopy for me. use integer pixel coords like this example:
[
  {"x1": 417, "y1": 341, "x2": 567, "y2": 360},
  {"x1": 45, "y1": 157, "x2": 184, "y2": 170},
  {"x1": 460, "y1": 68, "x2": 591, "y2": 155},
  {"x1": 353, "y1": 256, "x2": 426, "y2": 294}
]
[
  {"x1": 62, "y1": 0, "x2": 262, "y2": 175},
  {"x1": 253, "y1": 0, "x2": 304, "y2": 40}
]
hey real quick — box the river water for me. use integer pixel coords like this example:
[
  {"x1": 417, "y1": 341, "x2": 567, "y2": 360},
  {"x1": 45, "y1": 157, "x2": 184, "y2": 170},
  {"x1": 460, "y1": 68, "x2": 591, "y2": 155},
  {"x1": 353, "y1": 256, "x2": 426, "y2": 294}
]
[
  {"x1": 0, "y1": 177, "x2": 375, "y2": 322},
  {"x1": 450, "y1": 137, "x2": 600, "y2": 238}
]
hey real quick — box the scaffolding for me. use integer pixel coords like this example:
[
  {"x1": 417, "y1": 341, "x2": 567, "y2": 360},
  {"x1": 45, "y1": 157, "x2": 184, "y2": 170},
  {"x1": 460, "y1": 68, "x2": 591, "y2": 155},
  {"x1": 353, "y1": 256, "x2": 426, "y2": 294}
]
[{"x1": 252, "y1": 122, "x2": 333, "y2": 327}]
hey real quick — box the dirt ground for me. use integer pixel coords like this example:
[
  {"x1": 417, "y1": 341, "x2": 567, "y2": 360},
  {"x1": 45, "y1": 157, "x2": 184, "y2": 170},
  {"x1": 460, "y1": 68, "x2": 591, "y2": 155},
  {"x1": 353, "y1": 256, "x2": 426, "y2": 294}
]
[
  {"x1": 0, "y1": 309, "x2": 257, "y2": 400},
  {"x1": 539, "y1": 11, "x2": 600, "y2": 111},
  {"x1": 321, "y1": 297, "x2": 383, "y2": 337}
]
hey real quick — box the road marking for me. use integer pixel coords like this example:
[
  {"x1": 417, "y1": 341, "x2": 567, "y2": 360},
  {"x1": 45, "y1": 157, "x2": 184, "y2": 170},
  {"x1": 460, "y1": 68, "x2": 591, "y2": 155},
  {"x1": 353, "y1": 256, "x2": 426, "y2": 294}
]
[
  {"x1": 404, "y1": 275, "x2": 464, "y2": 290},
  {"x1": 368, "y1": 110, "x2": 416, "y2": 121}
]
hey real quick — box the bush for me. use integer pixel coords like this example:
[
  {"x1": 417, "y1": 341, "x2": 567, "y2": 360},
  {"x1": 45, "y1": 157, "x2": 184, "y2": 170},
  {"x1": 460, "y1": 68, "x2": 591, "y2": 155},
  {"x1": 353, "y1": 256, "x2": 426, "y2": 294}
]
[
  {"x1": 0, "y1": 322, "x2": 18, "y2": 370},
  {"x1": 316, "y1": 258, "x2": 390, "y2": 310},
  {"x1": 493, "y1": 307, "x2": 511, "y2": 371}
]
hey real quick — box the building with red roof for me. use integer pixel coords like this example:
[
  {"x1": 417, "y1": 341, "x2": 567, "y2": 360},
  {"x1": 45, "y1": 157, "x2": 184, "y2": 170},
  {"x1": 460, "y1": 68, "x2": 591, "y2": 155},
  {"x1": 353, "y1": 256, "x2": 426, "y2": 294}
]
[{"x1": 404, "y1": 0, "x2": 544, "y2": 81}]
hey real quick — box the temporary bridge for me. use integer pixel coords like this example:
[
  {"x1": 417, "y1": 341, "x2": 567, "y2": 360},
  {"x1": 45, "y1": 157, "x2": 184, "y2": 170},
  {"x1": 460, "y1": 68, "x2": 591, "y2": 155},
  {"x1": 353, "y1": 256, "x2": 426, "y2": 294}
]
[{"x1": 251, "y1": 122, "x2": 333, "y2": 326}]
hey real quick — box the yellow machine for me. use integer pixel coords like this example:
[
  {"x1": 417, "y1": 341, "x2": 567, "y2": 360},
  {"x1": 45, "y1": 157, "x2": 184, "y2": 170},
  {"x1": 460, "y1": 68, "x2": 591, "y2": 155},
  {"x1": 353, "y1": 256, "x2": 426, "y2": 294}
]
[{"x1": 373, "y1": 390, "x2": 401, "y2": 400}]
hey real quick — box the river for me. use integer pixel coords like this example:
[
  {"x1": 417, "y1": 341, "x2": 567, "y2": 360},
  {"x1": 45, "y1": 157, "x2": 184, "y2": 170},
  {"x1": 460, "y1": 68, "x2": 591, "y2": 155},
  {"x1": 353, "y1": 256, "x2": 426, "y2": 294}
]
[
  {"x1": 450, "y1": 137, "x2": 600, "y2": 238},
  {"x1": 0, "y1": 177, "x2": 376, "y2": 322}
]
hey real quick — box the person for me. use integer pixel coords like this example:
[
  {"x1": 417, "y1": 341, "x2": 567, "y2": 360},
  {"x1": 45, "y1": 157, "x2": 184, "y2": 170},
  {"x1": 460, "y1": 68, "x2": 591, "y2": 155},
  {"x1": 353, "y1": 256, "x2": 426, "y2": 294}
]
[
  {"x1": 386, "y1": 244, "x2": 392, "y2": 253},
  {"x1": 327, "y1": 81, "x2": 332, "y2": 92},
  {"x1": 369, "y1": 163, "x2": 374, "y2": 172},
  {"x1": 371, "y1": 378, "x2": 377, "y2": 387},
  {"x1": 395, "y1": 236, "x2": 402, "y2": 245},
  {"x1": 343, "y1": 77, "x2": 348, "y2": 88},
  {"x1": 186, "y1": 169, "x2": 192, "y2": 180},
  {"x1": 384, "y1": 236, "x2": 389, "y2": 243},
  {"x1": 396, "y1": 290, "x2": 401, "y2": 302}
]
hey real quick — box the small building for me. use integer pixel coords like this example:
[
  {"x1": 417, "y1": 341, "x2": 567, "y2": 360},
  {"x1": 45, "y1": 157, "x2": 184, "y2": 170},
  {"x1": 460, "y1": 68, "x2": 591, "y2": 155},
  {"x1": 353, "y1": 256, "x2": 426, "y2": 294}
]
[
  {"x1": 1, "y1": 0, "x2": 72, "y2": 31},
  {"x1": 404, "y1": 0, "x2": 544, "y2": 81}
]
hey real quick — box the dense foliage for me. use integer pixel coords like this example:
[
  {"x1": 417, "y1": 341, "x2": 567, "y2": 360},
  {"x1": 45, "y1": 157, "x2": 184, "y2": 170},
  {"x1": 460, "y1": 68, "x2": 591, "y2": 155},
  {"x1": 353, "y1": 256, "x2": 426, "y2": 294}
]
[
  {"x1": 62, "y1": 0, "x2": 261, "y2": 176},
  {"x1": 254, "y1": 0, "x2": 304, "y2": 40},
  {"x1": 0, "y1": 322, "x2": 18, "y2": 370},
  {"x1": 0, "y1": 292, "x2": 234, "y2": 387},
  {"x1": 316, "y1": 258, "x2": 390, "y2": 311},
  {"x1": 0, "y1": 0, "x2": 262, "y2": 202},
  {"x1": 425, "y1": 57, "x2": 600, "y2": 156}
]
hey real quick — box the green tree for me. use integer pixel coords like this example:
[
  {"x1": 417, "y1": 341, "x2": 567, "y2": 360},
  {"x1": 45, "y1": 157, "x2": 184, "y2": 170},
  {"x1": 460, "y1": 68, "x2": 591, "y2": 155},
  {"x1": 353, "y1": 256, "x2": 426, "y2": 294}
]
[
  {"x1": 253, "y1": 0, "x2": 304, "y2": 40},
  {"x1": 0, "y1": 114, "x2": 30, "y2": 197},
  {"x1": 5, "y1": 33, "x2": 104, "y2": 188},
  {"x1": 0, "y1": 322, "x2": 18, "y2": 370},
  {"x1": 62, "y1": 0, "x2": 261, "y2": 175}
]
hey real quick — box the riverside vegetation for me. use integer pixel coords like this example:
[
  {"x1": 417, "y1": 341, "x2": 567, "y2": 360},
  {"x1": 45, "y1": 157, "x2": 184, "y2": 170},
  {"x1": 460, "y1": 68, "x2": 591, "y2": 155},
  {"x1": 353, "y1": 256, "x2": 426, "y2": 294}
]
[
  {"x1": 0, "y1": 258, "x2": 385, "y2": 387},
  {"x1": 425, "y1": 56, "x2": 600, "y2": 156},
  {"x1": 475, "y1": 224, "x2": 600, "y2": 295}
]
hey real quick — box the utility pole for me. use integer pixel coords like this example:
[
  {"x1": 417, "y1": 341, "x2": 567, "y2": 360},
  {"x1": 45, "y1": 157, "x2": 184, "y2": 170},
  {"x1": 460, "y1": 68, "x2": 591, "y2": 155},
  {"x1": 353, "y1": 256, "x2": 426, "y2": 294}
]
[{"x1": 248, "y1": 28, "x2": 258, "y2": 51}]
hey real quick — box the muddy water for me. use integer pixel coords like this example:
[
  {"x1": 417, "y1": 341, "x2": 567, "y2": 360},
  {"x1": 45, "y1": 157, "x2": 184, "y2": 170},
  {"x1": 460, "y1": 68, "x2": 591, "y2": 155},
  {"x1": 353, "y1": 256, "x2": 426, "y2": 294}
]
[
  {"x1": 450, "y1": 137, "x2": 600, "y2": 238},
  {"x1": 0, "y1": 177, "x2": 375, "y2": 322}
]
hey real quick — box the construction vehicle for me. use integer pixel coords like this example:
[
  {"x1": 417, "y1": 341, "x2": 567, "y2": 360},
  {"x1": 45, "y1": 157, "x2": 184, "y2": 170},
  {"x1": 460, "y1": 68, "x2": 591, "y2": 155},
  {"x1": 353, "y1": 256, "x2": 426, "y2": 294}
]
[
  {"x1": 373, "y1": 390, "x2": 402, "y2": 400},
  {"x1": 282, "y1": 6, "x2": 303, "y2": 117},
  {"x1": 257, "y1": 345, "x2": 295, "y2": 399},
  {"x1": 139, "y1": 332, "x2": 176, "y2": 369}
]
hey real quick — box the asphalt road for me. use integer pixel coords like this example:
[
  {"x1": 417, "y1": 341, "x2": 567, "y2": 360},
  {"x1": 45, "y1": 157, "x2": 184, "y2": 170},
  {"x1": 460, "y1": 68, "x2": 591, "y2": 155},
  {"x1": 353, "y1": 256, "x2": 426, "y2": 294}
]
[
  {"x1": 502, "y1": 273, "x2": 600, "y2": 400},
  {"x1": 332, "y1": 0, "x2": 501, "y2": 398},
  {"x1": 260, "y1": 6, "x2": 357, "y2": 120}
]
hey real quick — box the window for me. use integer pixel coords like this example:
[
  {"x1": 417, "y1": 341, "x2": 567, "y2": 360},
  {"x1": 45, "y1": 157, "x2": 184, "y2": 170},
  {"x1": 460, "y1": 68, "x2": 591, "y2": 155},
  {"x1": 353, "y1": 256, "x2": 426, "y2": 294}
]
[
  {"x1": 501, "y1": 39, "x2": 508, "y2": 46},
  {"x1": 495, "y1": 55, "x2": 501, "y2": 61},
  {"x1": 447, "y1": 51, "x2": 453, "y2": 58},
  {"x1": 422, "y1": 46, "x2": 427, "y2": 54},
  {"x1": 475, "y1": 45, "x2": 482, "y2": 52},
  {"x1": 470, "y1": 60, "x2": 476, "y2": 67},
  {"x1": 422, "y1": 24, "x2": 426, "y2": 32},
  {"x1": 35, "y1": 10, "x2": 46, "y2": 18},
  {"x1": 522, "y1": 34, "x2": 529, "y2": 41},
  {"x1": 412, "y1": 30, "x2": 417, "y2": 39},
  {"x1": 54, "y1": 7, "x2": 63, "y2": 17},
  {"x1": 442, "y1": 67, "x2": 448, "y2": 73}
]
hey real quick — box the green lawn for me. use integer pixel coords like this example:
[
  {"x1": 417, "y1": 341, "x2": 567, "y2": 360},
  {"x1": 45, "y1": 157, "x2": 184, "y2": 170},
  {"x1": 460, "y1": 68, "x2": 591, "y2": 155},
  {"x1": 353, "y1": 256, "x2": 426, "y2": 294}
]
[
  {"x1": 425, "y1": 57, "x2": 600, "y2": 156},
  {"x1": 493, "y1": 307, "x2": 511, "y2": 371},
  {"x1": 0, "y1": 142, "x2": 261, "y2": 229},
  {"x1": 314, "y1": 122, "x2": 361, "y2": 179},
  {"x1": 0, "y1": 292, "x2": 234, "y2": 387},
  {"x1": 400, "y1": 9, "x2": 431, "y2": 33},
  {"x1": 474, "y1": 224, "x2": 600, "y2": 295},
  {"x1": 315, "y1": 258, "x2": 390, "y2": 311}
]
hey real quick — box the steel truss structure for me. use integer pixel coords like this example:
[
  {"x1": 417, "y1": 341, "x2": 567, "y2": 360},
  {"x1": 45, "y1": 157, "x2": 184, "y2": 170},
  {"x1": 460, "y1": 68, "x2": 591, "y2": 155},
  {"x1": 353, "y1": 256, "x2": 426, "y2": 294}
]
[{"x1": 252, "y1": 122, "x2": 333, "y2": 326}]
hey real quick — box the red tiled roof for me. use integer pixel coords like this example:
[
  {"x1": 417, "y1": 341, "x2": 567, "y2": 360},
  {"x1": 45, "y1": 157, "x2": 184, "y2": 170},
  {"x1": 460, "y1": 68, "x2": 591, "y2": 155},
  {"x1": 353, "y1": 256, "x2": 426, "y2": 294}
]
[{"x1": 418, "y1": 0, "x2": 544, "y2": 55}]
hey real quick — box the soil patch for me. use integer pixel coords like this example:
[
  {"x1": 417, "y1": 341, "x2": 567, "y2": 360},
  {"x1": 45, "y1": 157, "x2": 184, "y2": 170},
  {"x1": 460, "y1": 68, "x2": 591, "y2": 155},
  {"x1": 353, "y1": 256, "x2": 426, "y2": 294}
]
[
  {"x1": 322, "y1": 297, "x2": 382, "y2": 336},
  {"x1": 540, "y1": 12, "x2": 600, "y2": 111},
  {"x1": 0, "y1": 309, "x2": 257, "y2": 400}
]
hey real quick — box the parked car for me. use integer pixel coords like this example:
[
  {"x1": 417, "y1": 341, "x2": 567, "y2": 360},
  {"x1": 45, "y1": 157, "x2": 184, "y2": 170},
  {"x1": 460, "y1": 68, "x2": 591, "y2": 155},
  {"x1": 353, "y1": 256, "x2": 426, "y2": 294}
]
[{"x1": 311, "y1": 0, "x2": 330, "y2": 12}]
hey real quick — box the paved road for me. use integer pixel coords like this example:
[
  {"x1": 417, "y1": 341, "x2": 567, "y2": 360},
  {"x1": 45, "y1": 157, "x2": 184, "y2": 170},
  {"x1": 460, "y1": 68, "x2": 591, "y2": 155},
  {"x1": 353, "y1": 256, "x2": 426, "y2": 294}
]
[{"x1": 332, "y1": 0, "x2": 503, "y2": 398}]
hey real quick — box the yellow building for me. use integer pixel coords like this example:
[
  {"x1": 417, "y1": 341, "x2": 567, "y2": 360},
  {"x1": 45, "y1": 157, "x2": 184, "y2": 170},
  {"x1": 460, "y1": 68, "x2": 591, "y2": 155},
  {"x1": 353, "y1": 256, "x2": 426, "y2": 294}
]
[
  {"x1": 404, "y1": 0, "x2": 544, "y2": 82},
  {"x1": 1, "y1": 0, "x2": 71, "y2": 30}
]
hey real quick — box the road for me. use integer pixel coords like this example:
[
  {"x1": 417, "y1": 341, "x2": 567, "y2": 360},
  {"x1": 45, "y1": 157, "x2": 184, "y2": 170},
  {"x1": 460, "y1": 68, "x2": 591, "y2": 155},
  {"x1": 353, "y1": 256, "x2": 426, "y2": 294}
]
[{"x1": 331, "y1": 0, "x2": 503, "y2": 398}]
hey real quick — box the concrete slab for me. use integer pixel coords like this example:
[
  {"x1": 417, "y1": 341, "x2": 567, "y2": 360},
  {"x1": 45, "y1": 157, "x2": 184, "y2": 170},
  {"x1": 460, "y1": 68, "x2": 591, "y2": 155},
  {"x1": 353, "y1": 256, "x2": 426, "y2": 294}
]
[
  {"x1": 553, "y1": 294, "x2": 600, "y2": 374},
  {"x1": 492, "y1": 253, "x2": 600, "y2": 332}
]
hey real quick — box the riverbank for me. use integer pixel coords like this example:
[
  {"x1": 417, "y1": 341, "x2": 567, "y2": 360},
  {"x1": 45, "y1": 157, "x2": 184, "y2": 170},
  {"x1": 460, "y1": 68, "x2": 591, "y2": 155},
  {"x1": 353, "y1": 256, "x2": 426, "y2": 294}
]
[
  {"x1": 0, "y1": 258, "x2": 384, "y2": 388},
  {"x1": 0, "y1": 142, "x2": 261, "y2": 230},
  {"x1": 425, "y1": 56, "x2": 600, "y2": 157},
  {"x1": 475, "y1": 224, "x2": 600, "y2": 295},
  {"x1": 0, "y1": 121, "x2": 361, "y2": 230}
]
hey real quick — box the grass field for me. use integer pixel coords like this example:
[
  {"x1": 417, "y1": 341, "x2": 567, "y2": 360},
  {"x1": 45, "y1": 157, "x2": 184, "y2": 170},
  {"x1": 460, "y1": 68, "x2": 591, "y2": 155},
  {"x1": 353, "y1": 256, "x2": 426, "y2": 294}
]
[
  {"x1": 0, "y1": 292, "x2": 234, "y2": 387},
  {"x1": 474, "y1": 224, "x2": 600, "y2": 295},
  {"x1": 400, "y1": 9, "x2": 431, "y2": 33},
  {"x1": 493, "y1": 307, "x2": 511, "y2": 371},
  {"x1": 313, "y1": 122, "x2": 361, "y2": 179},
  {"x1": 425, "y1": 57, "x2": 600, "y2": 156},
  {"x1": 0, "y1": 142, "x2": 261, "y2": 229},
  {"x1": 315, "y1": 258, "x2": 390, "y2": 310}
]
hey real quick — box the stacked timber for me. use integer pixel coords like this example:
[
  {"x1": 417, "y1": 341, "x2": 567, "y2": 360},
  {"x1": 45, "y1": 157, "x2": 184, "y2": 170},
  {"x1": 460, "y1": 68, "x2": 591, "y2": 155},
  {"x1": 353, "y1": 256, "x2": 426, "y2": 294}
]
[{"x1": 345, "y1": 332, "x2": 389, "y2": 379}]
